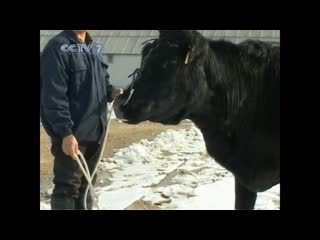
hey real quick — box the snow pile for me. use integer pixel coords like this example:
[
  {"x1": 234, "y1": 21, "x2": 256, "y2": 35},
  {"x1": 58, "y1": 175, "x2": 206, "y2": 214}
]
[
  {"x1": 97, "y1": 126, "x2": 279, "y2": 210},
  {"x1": 40, "y1": 125, "x2": 280, "y2": 210}
]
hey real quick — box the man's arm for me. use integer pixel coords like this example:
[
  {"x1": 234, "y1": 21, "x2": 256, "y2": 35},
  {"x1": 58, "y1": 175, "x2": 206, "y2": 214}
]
[
  {"x1": 105, "y1": 67, "x2": 123, "y2": 102},
  {"x1": 41, "y1": 41, "x2": 79, "y2": 159},
  {"x1": 40, "y1": 42, "x2": 74, "y2": 138},
  {"x1": 105, "y1": 70, "x2": 114, "y2": 102}
]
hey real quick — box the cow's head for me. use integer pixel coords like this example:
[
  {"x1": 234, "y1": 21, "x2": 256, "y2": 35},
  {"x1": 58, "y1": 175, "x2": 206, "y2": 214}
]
[{"x1": 114, "y1": 30, "x2": 211, "y2": 125}]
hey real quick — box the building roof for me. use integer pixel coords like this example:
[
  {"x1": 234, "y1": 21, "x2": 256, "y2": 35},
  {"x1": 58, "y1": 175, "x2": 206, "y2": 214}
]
[{"x1": 40, "y1": 30, "x2": 280, "y2": 55}]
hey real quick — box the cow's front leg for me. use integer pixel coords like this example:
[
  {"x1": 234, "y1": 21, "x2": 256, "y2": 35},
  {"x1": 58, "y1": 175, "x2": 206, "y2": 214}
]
[{"x1": 235, "y1": 178, "x2": 257, "y2": 210}]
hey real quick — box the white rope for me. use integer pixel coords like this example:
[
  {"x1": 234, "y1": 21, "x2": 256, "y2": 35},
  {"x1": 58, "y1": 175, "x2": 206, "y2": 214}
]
[
  {"x1": 76, "y1": 101, "x2": 114, "y2": 210},
  {"x1": 74, "y1": 154, "x2": 97, "y2": 209}
]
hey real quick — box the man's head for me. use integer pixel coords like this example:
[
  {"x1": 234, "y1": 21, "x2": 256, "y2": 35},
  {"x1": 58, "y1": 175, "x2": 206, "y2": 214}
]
[{"x1": 73, "y1": 30, "x2": 87, "y2": 34}]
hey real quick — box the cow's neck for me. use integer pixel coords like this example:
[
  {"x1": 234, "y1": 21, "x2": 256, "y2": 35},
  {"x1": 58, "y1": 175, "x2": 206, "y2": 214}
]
[
  {"x1": 185, "y1": 42, "x2": 247, "y2": 171},
  {"x1": 188, "y1": 103, "x2": 245, "y2": 178}
]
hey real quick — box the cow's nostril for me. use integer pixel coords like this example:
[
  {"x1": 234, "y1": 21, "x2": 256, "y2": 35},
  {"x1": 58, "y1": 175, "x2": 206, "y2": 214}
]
[{"x1": 113, "y1": 105, "x2": 125, "y2": 119}]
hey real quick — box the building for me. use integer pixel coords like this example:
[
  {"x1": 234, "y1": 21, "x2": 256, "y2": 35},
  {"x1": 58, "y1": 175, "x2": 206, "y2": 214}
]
[{"x1": 40, "y1": 30, "x2": 280, "y2": 88}]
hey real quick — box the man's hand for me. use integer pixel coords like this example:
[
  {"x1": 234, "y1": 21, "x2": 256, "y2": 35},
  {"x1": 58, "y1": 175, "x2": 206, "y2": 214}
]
[
  {"x1": 62, "y1": 134, "x2": 80, "y2": 160},
  {"x1": 112, "y1": 88, "x2": 124, "y2": 98}
]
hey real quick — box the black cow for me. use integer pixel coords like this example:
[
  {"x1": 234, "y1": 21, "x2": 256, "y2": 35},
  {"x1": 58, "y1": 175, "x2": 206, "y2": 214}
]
[{"x1": 114, "y1": 30, "x2": 280, "y2": 210}]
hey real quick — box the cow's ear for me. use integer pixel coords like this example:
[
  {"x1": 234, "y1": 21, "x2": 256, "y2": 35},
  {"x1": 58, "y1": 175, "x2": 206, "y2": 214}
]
[
  {"x1": 183, "y1": 30, "x2": 208, "y2": 64},
  {"x1": 181, "y1": 30, "x2": 198, "y2": 64}
]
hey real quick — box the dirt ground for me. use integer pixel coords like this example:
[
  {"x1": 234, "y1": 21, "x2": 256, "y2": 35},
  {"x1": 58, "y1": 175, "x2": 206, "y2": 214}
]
[{"x1": 40, "y1": 120, "x2": 191, "y2": 204}]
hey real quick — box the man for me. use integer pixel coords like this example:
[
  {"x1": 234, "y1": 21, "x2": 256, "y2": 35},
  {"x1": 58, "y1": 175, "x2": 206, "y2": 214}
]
[{"x1": 40, "y1": 30, "x2": 123, "y2": 210}]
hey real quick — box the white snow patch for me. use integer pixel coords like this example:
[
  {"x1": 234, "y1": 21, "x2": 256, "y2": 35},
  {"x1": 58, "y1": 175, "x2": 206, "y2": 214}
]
[
  {"x1": 98, "y1": 186, "x2": 148, "y2": 210},
  {"x1": 40, "y1": 202, "x2": 51, "y2": 210},
  {"x1": 41, "y1": 124, "x2": 280, "y2": 210}
]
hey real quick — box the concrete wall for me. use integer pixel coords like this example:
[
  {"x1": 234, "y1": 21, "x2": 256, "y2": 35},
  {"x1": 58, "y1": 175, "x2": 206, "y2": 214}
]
[{"x1": 104, "y1": 54, "x2": 141, "y2": 89}]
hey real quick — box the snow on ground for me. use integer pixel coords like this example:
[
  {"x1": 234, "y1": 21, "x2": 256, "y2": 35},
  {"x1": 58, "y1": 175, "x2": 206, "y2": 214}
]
[
  {"x1": 173, "y1": 177, "x2": 280, "y2": 210},
  {"x1": 40, "y1": 124, "x2": 280, "y2": 210}
]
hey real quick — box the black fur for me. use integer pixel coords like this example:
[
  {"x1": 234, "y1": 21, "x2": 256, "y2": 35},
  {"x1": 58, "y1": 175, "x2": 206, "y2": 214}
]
[{"x1": 114, "y1": 30, "x2": 280, "y2": 210}]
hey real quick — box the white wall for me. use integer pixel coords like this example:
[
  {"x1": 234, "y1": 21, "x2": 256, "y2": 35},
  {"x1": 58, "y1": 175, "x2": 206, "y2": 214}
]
[{"x1": 105, "y1": 54, "x2": 142, "y2": 89}]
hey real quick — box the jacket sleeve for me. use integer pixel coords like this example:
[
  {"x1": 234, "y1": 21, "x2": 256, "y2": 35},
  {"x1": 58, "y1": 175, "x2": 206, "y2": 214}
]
[
  {"x1": 40, "y1": 42, "x2": 74, "y2": 138},
  {"x1": 105, "y1": 63, "x2": 115, "y2": 102}
]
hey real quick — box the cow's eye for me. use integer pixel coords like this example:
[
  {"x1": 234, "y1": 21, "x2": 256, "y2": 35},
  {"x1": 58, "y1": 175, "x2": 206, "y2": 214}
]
[
  {"x1": 162, "y1": 59, "x2": 178, "y2": 69},
  {"x1": 159, "y1": 39, "x2": 178, "y2": 48},
  {"x1": 162, "y1": 62, "x2": 168, "y2": 69},
  {"x1": 168, "y1": 43, "x2": 179, "y2": 48}
]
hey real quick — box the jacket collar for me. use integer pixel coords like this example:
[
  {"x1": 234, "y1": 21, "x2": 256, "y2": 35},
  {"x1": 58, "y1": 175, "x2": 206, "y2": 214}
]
[{"x1": 64, "y1": 30, "x2": 93, "y2": 44}]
